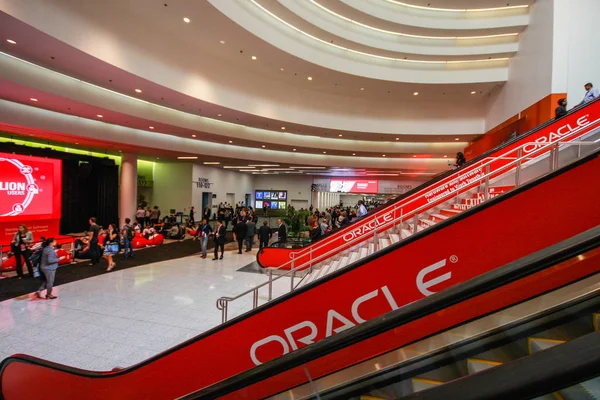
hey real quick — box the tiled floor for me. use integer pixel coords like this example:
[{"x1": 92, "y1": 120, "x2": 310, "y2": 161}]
[{"x1": 0, "y1": 248, "x2": 298, "y2": 371}]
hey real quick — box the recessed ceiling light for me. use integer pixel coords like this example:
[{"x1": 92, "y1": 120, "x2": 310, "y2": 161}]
[
  {"x1": 455, "y1": 138, "x2": 460, "y2": 141},
  {"x1": 178, "y1": 156, "x2": 197, "y2": 159},
  {"x1": 280, "y1": 68, "x2": 284, "y2": 71},
  {"x1": 204, "y1": 162, "x2": 221, "y2": 165},
  {"x1": 308, "y1": 76, "x2": 313, "y2": 80},
  {"x1": 360, "y1": 88, "x2": 364, "y2": 91},
  {"x1": 217, "y1": 113, "x2": 222, "y2": 117},
  {"x1": 444, "y1": 155, "x2": 448, "y2": 158},
  {"x1": 192, "y1": 134, "x2": 197, "y2": 138},
  {"x1": 396, "y1": 137, "x2": 400, "y2": 140},
  {"x1": 471, "y1": 91, "x2": 476, "y2": 94},
  {"x1": 251, "y1": 56, "x2": 257, "y2": 60},
  {"x1": 249, "y1": 164, "x2": 279, "y2": 167},
  {"x1": 382, "y1": 154, "x2": 386, "y2": 157},
  {"x1": 338, "y1": 134, "x2": 343, "y2": 137},
  {"x1": 30, "y1": 98, "x2": 38, "y2": 102},
  {"x1": 352, "y1": 153, "x2": 356, "y2": 155},
  {"x1": 75, "y1": 142, "x2": 79, "y2": 145},
  {"x1": 323, "y1": 151, "x2": 327, "y2": 154},
  {"x1": 220, "y1": 40, "x2": 225, "y2": 44},
  {"x1": 292, "y1": 148, "x2": 297, "y2": 151},
  {"x1": 135, "y1": 89, "x2": 142, "y2": 93},
  {"x1": 281, "y1": 126, "x2": 286, "y2": 130},
  {"x1": 413, "y1": 92, "x2": 419, "y2": 96},
  {"x1": 149, "y1": 126, "x2": 155, "y2": 129},
  {"x1": 228, "y1": 140, "x2": 233, "y2": 143},
  {"x1": 183, "y1": 17, "x2": 191, "y2": 23},
  {"x1": 413, "y1": 155, "x2": 417, "y2": 157},
  {"x1": 262, "y1": 145, "x2": 266, "y2": 148},
  {"x1": 97, "y1": 114, "x2": 103, "y2": 118},
  {"x1": 6, "y1": 39, "x2": 16, "y2": 44}
]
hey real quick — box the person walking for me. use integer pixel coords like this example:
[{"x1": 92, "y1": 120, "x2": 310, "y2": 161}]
[
  {"x1": 88, "y1": 217, "x2": 101, "y2": 266},
  {"x1": 277, "y1": 219, "x2": 287, "y2": 247},
  {"x1": 195, "y1": 219, "x2": 213, "y2": 258},
  {"x1": 212, "y1": 220, "x2": 226, "y2": 260},
  {"x1": 36, "y1": 238, "x2": 65, "y2": 299},
  {"x1": 121, "y1": 218, "x2": 134, "y2": 259},
  {"x1": 11, "y1": 224, "x2": 34, "y2": 279},
  {"x1": 245, "y1": 217, "x2": 256, "y2": 252},
  {"x1": 258, "y1": 220, "x2": 272, "y2": 253},
  {"x1": 103, "y1": 223, "x2": 120, "y2": 272},
  {"x1": 234, "y1": 219, "x2": 248, "y2": 254},
  {"x1": 189, "y1": 206, "x2": 195, "y2": 225}
]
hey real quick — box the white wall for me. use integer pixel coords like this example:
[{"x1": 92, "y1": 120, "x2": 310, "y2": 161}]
[
  {"x1": 485, "y1": 0, "x2": 555, "y2": 130},
  {"x1": 152, "y1": 162, "x2": 192, "y2": 214},
  {"x1": 191, "y1": 165, "x2": 254, "y2": 212}
]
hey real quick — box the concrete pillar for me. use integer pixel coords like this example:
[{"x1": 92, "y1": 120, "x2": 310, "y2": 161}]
[{"x1": 120, "y1": 153, "x2": 138, "y2": 227}]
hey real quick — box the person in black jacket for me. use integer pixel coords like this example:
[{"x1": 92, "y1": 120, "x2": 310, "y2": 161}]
[
  {"x1": 277, "y1": 219, "x2": 287, "y2": 247},
  {"x1": 212, "y1": 220, "x2": 226, "y2": 260},
  {"x1": 555, "y1": 98, "x2": 568, "y2": 119},
  {"x1": 258, "y1": 220, "x2": 272, "y2": 252},
  {"x1": 233, "y1": 219, "x2": 248, "y2": 254}
]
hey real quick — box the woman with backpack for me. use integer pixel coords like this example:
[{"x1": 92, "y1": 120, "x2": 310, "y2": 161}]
[{"x1": 36, "y1": 238, "x2": 66, "y2": 299}]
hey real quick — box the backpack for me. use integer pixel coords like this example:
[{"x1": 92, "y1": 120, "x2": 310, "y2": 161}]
[
  {"x1": 126, "y1": 225, "x2": 135, "y2": 240},
  {"x1": 29, "y1": 248, "x2": 43, "y2": 268}
]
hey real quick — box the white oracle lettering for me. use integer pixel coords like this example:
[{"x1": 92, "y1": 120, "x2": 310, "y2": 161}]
[
  {"x1": 284, "y1": 321, "x2": 318, "y2": 351},
  {"x1": 0, "y1": 182, "x2": 26, "y2": 191},
  {"x1": 416, "y1": 259, "x2": 452, "y2": 296},
  {"x1": 351, "y1": 289, "x2": 379, "y2": 323},
  {"x1": 250, "y1": 335, "x2": 290, "y2": 366},
  {"x1": 326, "y1": 309, "x2": 356, "y2": 337},
  {"x1": 577, "y1": 114, "x2": 590, "y2": 127},
  {"x1": 381, "y1": 285, "x2": 399, "y2": 311}
]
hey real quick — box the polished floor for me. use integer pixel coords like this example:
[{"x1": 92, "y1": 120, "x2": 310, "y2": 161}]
[{"x1": 0, "y1": 248, "x2": 296, "y2": 371}]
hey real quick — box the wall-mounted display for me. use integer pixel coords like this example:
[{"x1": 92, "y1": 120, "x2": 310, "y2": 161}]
[
  {"x1": 254, "y1": 190, "x2": 288, "y2": 210},
  {"x1": 330, "y1": 179, "x2": 379, "y2": 194}
]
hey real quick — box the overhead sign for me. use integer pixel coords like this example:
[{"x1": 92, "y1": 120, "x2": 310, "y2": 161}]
[
  {"x1": 330, "y1": 180, "x2": 379, "y2": 194},
  {"x1": 0, "y1": 152, "x2": 62, "y2": 243}
]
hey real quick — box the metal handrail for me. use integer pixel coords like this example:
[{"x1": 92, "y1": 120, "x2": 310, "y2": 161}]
[
  {"x1": 261, "y1": 119, "x2": 600, "y2": 273},
  {"x1": 215, "y1": 123, "x2": 600, "y2": 322}
]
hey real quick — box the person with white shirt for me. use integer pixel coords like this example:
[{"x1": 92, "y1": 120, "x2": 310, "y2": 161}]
[
  {"x1": 357, "y1": 200, "x2": 368, "y2": 218},
  {"x1": 580, "y1": 82, "x2": 599, "y2": 105}
]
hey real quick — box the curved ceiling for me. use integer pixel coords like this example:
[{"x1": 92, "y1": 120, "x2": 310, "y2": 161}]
[{"x1": 0, "y1": 0, "x2": 534, "y2": 175}]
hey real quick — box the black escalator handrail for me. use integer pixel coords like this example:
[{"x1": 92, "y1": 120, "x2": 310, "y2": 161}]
[
  {"x1": 181, "y1": 225, "x2": 600, "y2": 399},
  {"x1": 259, "y1": 97, "x2": 600, "y2": 256},
  {"x1": 399, "y1": 329, "x2": 600, "y2": 400}
]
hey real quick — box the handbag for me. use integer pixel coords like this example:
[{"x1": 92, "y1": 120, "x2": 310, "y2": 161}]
[{"x1": 105, "y1": 243, "x2": 119, "y2": 254}]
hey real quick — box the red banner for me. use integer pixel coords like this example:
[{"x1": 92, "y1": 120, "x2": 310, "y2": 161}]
[
  {"x1": 259, "y1": 101, "x2": 600, "y2": 270},
  {"x1": 0, "y1": 153, "x2": 62, "y2": 244},
  {"x1": 330, "y1": 179, "x2": 379, "y2": 194}
]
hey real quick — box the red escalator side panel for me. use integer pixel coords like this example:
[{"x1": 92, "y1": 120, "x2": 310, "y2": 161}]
[
  {"x1": 1, "y1": 154, "x2": 599, "y2": 400},
  {"x1": 258, "y1": 102, "x2": 600, "y2": 270},
  {"x1": 232, "y1": 245, "x2": 600, "y2": 399}
]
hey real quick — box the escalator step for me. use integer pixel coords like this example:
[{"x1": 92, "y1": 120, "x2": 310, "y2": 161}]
[
  {"x1": 411, "y1": 378, "x2": 443, "y2": 393},
  {"x1": 467, "y1": 358, "x2": 502, "y2": 374},
  {"x1": 528, "y1": 337, "x2": 566, "y2": 354}
]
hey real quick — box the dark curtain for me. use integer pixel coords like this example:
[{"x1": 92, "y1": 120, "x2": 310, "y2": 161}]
[{"x1": 61, "y1": 160, "x2": 119, "y2": 233}]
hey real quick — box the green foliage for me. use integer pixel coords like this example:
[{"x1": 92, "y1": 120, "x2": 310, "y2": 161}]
[{"x1": 282, "y1": 206, "x2": 310, "y2": 238}]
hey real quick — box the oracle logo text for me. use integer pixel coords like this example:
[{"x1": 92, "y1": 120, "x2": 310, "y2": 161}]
[
  {"x1": 522, "y1": 115, "x2": 590, "y2": 154},
  {"x1": 342, "y1": 212, "x2": 394, "y2": 242}
]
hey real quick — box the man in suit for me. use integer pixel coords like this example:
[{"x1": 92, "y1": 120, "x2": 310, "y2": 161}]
[
  {"x1": 277, "y1": 219, "x2": 287, "y2": 247},
  {"x1": 233, "y1": 218, "x2": 247, "y2": 254},
  {"x1": 245, "y1": 217, "x2": 256, "y2": 252},
  {"x1": 258, "y1": 220, "x2": 272, "y2": 253},
  {"x1": 212, "y1": 220, "x2": 226, "y2": 260}
]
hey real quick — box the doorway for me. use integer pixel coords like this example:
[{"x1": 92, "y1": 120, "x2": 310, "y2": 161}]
[
  {"x1": 202, "y1": 192, "x2": 211, "y2": 213},
  {"x1": 245, "y1": 193, "x2": 252, "y2": 207}
]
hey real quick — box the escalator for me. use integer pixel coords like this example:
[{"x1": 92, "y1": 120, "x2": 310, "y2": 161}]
[
  {"x1": 257, "y1": 98, "x2": 600, "y2": 278},
  {"x1": 181, "y1": 226, "x2": 600, "y2": 400},
  {"x1": 1, "y1": 113, "x2": 600, "y2": 399}
]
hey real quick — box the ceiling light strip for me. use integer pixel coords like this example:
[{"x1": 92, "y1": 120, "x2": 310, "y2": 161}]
[
  {"x1": 383, "y1": 0, "x2": 529, "y2": 12},
  {"x1": 249, "y1": 1, "x2": 510, "y2": 64},
  {"x1": 308, "y1": 0, "x2": 519, "y2": 40}
]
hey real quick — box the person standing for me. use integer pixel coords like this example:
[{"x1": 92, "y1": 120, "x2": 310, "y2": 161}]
[
  {"x1": 212, "y1": 220, "x2": 226, "y2": 260},
  {"x1": 11, "y1": 224, "x2": 34, "y2": 279},
  {"x1": 150, "y1": 206, "x2": 159, "y2": 226},
  {"x1": 455, "y1": 152, "x2": 467, "y2": 168},
  {"x1": 136, "y1": 207, "x2": 145, "y2": 225},
  {"x1": 245, "y1": 217, "x2": 256, "y2": 252},
  {"x1": 555, "y1": 98, "x2": 568, "y2": 119},
  {"x1": 144, "y1": 207, "x2": 151, "y2": 227},
  {"x1": 88, "y1": 218, "x2": 101, "y2": 266},
  {"x1": 258, "y1": 220, "x2": 272, "y2": 253},
  {"x1": 195, "y1": 219, "x2": 213, "y2": 258},
  {"x1": 121, "y1": 218, "x2": 134, "y2": 259},
  {"x1": 357, "y1": 200, "x2": 368, "y2": 218},
  {"x1": 203, "y1": 205, "x2": 211, "y2": 222},
  {"x1": 189, "y1": 206, "x2": 195, "y2": 225},
  {"x1": 36, "y1": 238, "x2": 65, "y2": 300},
  {"x1": 234, "y1": 219, "x2": 247, "y2": 254},
  {"x1": 103, "y1": 223, "x2": 120, "y2": 272},
  {"x1": 580, "y1": 82, "x2": 599, "y2": 105},
  {"x1": 277, "y1": 219, "x2": 287, "y2": 247}
]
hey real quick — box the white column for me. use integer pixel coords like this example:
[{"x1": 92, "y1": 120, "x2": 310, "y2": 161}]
[{"x1": 120, "y1": 153, "x2": 138, "y2": 227}]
